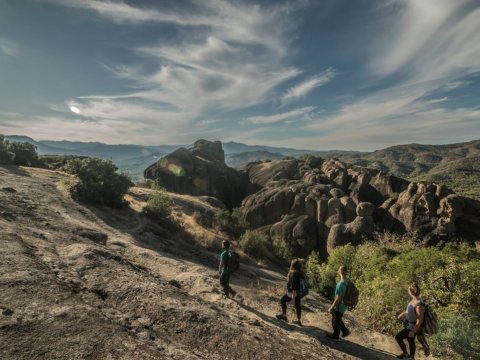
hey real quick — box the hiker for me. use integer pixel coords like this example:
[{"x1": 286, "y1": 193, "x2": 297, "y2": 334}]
[
  {"x1": 218, "y1": 240, "x2": 237, "y2": 298},
  {"x1": 395, "y1": 283, "x2": 426, "y2": 359},
  {"x1": 326, "y1": 265, "x2": 351, "y2": 340},
  {"x1": 276, "y1": 259, "x2": 306, "y2": 326}
]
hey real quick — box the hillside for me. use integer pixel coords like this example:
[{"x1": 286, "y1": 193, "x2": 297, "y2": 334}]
[
  {"x1": 0, "y1": 165, "x2": 407, "y2": 360},
  {"x1": 339, "y1": 140, "x2": 480, "y2": 200}
]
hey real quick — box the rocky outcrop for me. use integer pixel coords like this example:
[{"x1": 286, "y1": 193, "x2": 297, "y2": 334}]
[
  {"x1": 144, "y1": 140, "x2": 247, "y2": 208},
  {"x1": 327, "y1": 202, "x2": 375, "y2": 253},
  {"x1": 241, "y1": 157, "x2": 480, "y2": 258}
]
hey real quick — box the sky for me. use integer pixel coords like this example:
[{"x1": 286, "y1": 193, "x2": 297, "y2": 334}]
[{"x1": 0, "y1": 0, "x2": 479, "y2": 151}]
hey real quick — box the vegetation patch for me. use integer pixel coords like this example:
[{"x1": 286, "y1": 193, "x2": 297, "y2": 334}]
[
  {"x1": 64, "y1": 157, "x2": 133, "y2": 207},
  {"x1": 305, "y1": 232, "x2": 480, "y2": 359}
]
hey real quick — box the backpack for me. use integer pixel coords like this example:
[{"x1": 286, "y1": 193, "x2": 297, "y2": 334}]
[
  {"x1": 298, "y1": 278, "x2": 309, "y2": 298},
  {"x1": 421, "y1": 303, "x2": 438, "y2": 335},
  {"x1": 225, "y1": 250, "x2": 240, "y2": 272},
  {"x1": 343, "y1": 280, "x2": 359, "y2": 309}
]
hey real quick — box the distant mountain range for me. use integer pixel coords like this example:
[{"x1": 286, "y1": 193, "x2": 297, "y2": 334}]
[{"x1": 5, "y1": 135, "x2": 480, "y2": 199}]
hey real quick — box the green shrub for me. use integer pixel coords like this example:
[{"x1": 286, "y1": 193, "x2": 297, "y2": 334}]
[
  {"x1": 64, "y1": 157, "x2": 133, "y2": 207},
  {"x1": 41, "y1": 155, "x2": 87, "y2": 171},
  {"x1": 239, "y1": 230, "x2": 270, "y2": 258},
  {"x1": 0, "y1": 135, "x2": 13, "y2": 164},
  {"x1": 7, "y1": 141, "x2": 40, "y2": 166},
  {"x1": 142, "y1": 189, "x2": 174, "y2": 220},
  {"x1": 305, "y1": 233, "x2": 480, "y2": 358},
  {"x1": 135, "y1": 179, "x2": 161, "y2": 189},
  {"x1": 430, "y1": 309, "x2": 480, "y2": 360},
  {"x1": 272, "y1": 235, "x2": 293, "y2": 265},
  {"x1": 213, "y1": 207, "x2": 248, "y2": 236},
  {"x1": 0, "y1": 136, "x2": 42, "y2": 166}
]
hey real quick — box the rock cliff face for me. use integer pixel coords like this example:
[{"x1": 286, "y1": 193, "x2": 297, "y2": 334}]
[
  {"x1": 241, "y1": 158, "x2": 480, "y2": 258},
  {"x1": 144, "y1": 140, "x2": 248, "y2": 209}
]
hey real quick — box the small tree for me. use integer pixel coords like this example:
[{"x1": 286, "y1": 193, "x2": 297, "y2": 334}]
[
  {"x1": 0, "y1": 135, "x2": 13, "y2": 164},
  {"x1": 142, "y1": 189, "x2": 174, "y2": 220},
  {"x1": 65, "y1": 158, "x2": 133, "y2": 207},
  {"x1": 7, "y1": 141, "x2": 40, "y2": 166}
]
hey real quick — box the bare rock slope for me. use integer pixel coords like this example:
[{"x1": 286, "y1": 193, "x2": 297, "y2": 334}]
[{"x1": 0, "y1": 166, "x2": 405, "y2": 360}]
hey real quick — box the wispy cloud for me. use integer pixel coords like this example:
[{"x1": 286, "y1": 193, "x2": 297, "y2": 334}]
[
  {"x1": 49, "y1": 0, "x2": 305, "y2": 135},
  {"x1": 0, "y1": 38, "x2": 18, "y2": 56},
  {"x1": 372, "y1": 0, "x2": 480, "y2": 81},
  {"x1": 244, "y1": 106, "x2": 316, "y2": 125},
  {"x1": 280, "y1": 68, "x2": 336, "y2": 105}
]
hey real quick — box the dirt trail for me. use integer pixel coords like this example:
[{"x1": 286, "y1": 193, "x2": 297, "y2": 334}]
[{"x1": 0, "y1": 166, "x2": 432, "y2": 359}]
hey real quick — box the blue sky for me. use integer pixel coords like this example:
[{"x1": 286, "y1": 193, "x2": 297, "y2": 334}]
[{"x1": 0, "y1": 0, "x2": 479, "y2": 150}]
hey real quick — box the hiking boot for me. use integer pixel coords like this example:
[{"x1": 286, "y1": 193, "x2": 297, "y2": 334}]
[
  {"x1": 341, "y1": 330, "x2": 351, "y2": 338},
  {"x1": 275, "y1": 314, "x2": 287, "y2": 322},
  {"x1": 326, "y1": 334, "x2": 341, "y2": 342},
  {"x1": 230, "y1": 290, "x2": 237, "y2": 299},
  {"x1": 292, "y1": 319, "x2": 302, "y2": 326},
  {"x1": 396, "y1": 354, "x2": 411, "y2": 359},
  {"x1": 422, "y1": 347, "x2": 431, "y2": 357}
]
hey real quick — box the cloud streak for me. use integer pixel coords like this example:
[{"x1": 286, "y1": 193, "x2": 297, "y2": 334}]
[
  {"x1": 280, "y1": 68, "x2": 336, "y2": 105},
  {"x1": 244, "y1": 106, "x2": 316, "y2": 125}
]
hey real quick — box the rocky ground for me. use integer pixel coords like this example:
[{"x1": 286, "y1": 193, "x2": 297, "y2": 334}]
[{"x1": 0, "y1": 166, "x2": 431, "y2": 359}]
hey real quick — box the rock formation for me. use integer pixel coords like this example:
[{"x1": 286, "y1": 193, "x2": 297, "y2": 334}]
[
  {"x1": 241, "y1": 157, "x2": 480, "y2": 258},
  {"x1": 144, "y1": 140, "x2": 248, "y2": 209}
]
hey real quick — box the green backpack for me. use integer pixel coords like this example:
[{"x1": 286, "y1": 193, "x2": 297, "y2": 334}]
[{"x1": 298, "y1": 278, "x2": 309, "y2": 298}]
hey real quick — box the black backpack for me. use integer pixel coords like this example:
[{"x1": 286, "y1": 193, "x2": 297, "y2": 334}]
[
  {"x1": 225, "y1": 250, "x2": 240, "y2": 272},
  {"x1": 343, "y1": 280, "x2": 359, "y2": 309},
  {"x1": 421, "y1": 303, "x2": 438, "y2": 335}
]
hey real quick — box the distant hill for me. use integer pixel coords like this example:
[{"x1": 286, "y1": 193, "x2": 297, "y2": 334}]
[
  {"x1": 225, "y1": 151, "x2": 285, "y2": 169},
  {"x1": 4, "y1": 135, "x2": 480, "y2": 198},
  {"x1": 339, "y1": 140, "x2": 480, "y2": 200}
]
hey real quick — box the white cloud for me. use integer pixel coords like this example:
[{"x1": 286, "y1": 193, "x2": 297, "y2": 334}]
[
  {"x1": 280, "y1": 68, "x2": 336, "y2": 105},
  {"x1": 44, "y1": 0, "x2": 307, "y2": 142},
  {"x1": 372, "y1": 0, "x2": 480, "y2": 82},
  {"x1": 244, "y1": 106, "x2": 316, "y2": 125}
]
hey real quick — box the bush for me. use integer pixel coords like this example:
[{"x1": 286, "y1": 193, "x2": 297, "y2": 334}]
[
  {"x1": 239, "y1": 230, "x2": 270, "y2": 258},
  {"x1": 305, "y1": 233, "x2": 480, "y2": 358},
  {"x1": 41, "y1": 155, "x2": 88, "y2": 171},
  {"x1": 213, "y1": 208, "x2": 248, "y2": 236},
  {"x1": 430, "y1": 309, "x2": 480, "y2": 360},
  {"x1": 0, "y1": 135, "x2": 13, "y2": 164},
  {"x1": 64, "y1": 158, "x2": 133, "y2": 207},
  {"x1": 141, "y1": 189, "x2": 178, "y2": 229},
  {"x1": 272, "y1": 235, "x2": 293, "y2": 265},
  {"x1": 0, "y1": 135, "x2": 42, "y2": 166},
  {"x1": 8, "y1": 141, "x2": 40, "y2": 166}
]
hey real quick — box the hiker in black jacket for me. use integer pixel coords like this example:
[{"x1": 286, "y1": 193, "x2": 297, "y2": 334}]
[{"x1": 276, "y1": 259, "x2": 305, "y2": 326}]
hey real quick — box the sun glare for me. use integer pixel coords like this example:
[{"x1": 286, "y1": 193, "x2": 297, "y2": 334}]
[{"x1": 69, "y1": 105, "x2": 81, "y2": 114}]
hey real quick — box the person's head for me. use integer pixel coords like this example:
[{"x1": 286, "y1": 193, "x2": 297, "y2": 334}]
[
  {"x1": 408, "y1": 283, "x2": 420, "y2": 298},
  {"x1": 338, "y1": 265, "x2": 347, "y2": 278},
  {"x1": 289, "y1": 258, "x2": 303, "y2": 272},
  {"x1": 222, "y1": 240, "x2": 230, "y2": 250}
]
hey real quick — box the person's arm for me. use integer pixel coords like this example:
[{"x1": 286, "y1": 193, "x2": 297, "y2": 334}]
[
  {"x1": 328, "y1": 293, "x2": 342, "y2": 313},
  {"x1": 329, "y1": 294, "x2": 342, "y2": 313},
  {"x1": 218, "y1": 253, "x2": 225, "y2": 274},
  {"x1": 409, "y1": 305, "x2": 425, "y2": 338},
  {"x1": 397, "y1": 311, "x2": 407, "y2": 320}
]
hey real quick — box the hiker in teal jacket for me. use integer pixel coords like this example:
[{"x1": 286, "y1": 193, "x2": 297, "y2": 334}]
[
  {"x1": 327, "y1": 265, "x2": 350, "y2": 340},
  {"x1": 218, "y1": 240, "x2": 236, "y2": 298}
]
